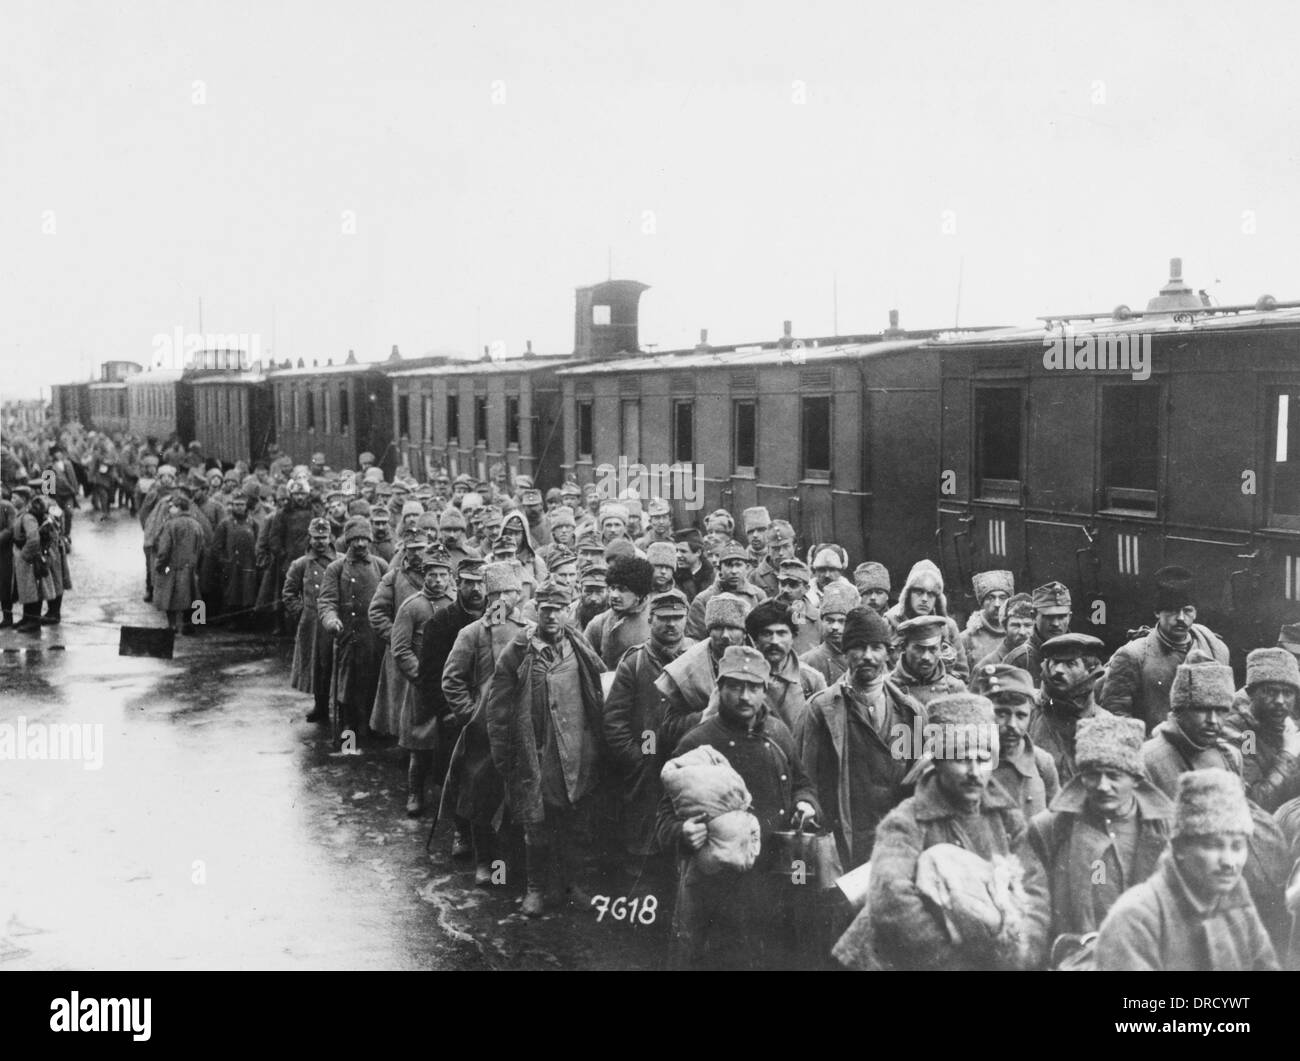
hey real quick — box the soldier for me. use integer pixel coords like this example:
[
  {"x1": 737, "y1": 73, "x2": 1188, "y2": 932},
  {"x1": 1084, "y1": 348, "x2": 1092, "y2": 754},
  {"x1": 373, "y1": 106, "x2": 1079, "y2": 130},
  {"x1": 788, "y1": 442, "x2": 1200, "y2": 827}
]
[
  {"x1": 212, "y1": 492, "x2": 260, "y2": 625},
  {"x1": 800, "y1": 580, "x2": 861, "y2": 685},
  {"x1": 318, "y1": 518, "x2": 390, "y2": 748},
  {"x1": 1029, "y1": 714, "x2": 1172, "y2": 953},
  {"x1": 684, "y1": 541, "x2": 766, "y2": 642},
  {"x1": 797, "y1": 607, "x2": 925, "y2": 869},
  {"x1": 369, "y1": 506, "x2": 395, "y2": 563},
  {"x1": 603, "y1": 588, "x2": 693, "y2": 881},
  {"x1": 655, "y1": 645, "x2": 819, "y2": 970},
  {"x1": 567, "y1": 562, "x2": 609, "y2": 632},
  {"x1": 672, "y1": 528, "x2": 713, "y2": 603},
  {"x1": 584, "y1": 555, "x2": 653, "y2": 670},
  {"x1": 1099, "y1": 566, "x2": 1231, "y2": 733},
  {"x1": 598, "y1": 501, "x2": 631, "y2": 545},
  {"x1": 153, "y1": 495, "x2": 205, "y2": 635},
  {"x1": 635, "y1": 496, "x2": 675, "y2": 549},
  {"x1": 971, "y1": 664, "x2": 1059, "y2": 820},
  {"x1": 499, "y1": 510, "x2": 547, "y2": 589},
  {"x1": 391, "y1": 545, "x2": 455, "y2": 815},
  {"x1": 436, "y1": 506, "x2": 478, "y2": 570},
  {"x1": 959, "y1": 569, "x2": 1014, "y2": 677},
  {"x1": 773, "y1": 557, "x2": 824, "y2": 656},
  {"x1": 0, "y1": 487, "x2": 18, "y2": 627},
  {"x1": 368, "y1": 531, "x2": 428, "y2": 738},
  {"x1": 890, "y1": 615, "x2": 967, "y2": 709},
  {"x1": 657, "y1": 592, "x2": 750, "y2": 756},
  {"x1": 645, "y1": 541, "x2": 678, "y2": 596},
  {"x1": 749, "y1": 520, "x2": 796, "y2": 598},
  {"x1": 1004, "y1": 581, "x2": 1074, "y2": 687},
  {"x1": 538, "y1": 506, "x2": 576, "y2": 567},
  {"x1": 972, "y1": 593, "x2": 1035, "y2": 672},
  {"x1": 740, "y1": 506, "x2": 771, "y2": 567},
  {"x1": 1226, "y1": 648, "x2": 1300, "y2": 812},
  {"x1": 1029, "y1": 632, "x2": 1110, "y2": 784},
  {"x1": 738, "y1": 599, "x2": 826, "y2": 735},
  {"x1": 884, "y1": 558, "x2": 966, "y2": 680},
  {"x1": 847, "y1": 692, "x2": 1050, "y2": 971},
  {"x1": 438, "y1": 562, "x2": 525, "y2": 875},
  {"x1": 139, "y1": 463, "x2": 177, "y2": 603},
  {"x1": 1141, "y1": 652, "x2": 1243, "y2": 800},
  {"x1": 283, "y1": 517, "x2": 337, "y2": 724},
  {"x1": 1097, "y1": 769, "x2": 1279, "y2": 971},
  {"x1": 853, "y1": 562, "x2": 891, "y2": 615},
  {"x1": 487, "y1": 581, "x2": 607, "y2": 917}
]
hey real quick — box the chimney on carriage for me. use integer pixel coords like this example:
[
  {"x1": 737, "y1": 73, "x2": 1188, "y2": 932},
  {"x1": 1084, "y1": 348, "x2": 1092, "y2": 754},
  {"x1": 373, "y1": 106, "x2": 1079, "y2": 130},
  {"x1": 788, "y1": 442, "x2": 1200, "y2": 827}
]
[
  {"x1": 885, "y1": 309, "x2": 904, "y2": 338},
  {"x1": 778, "y1": 320, "x2": 795, "y2": 349},
  {"x1": 1146, "y1": 257, "x2": 1202, "y2": 313},
  {"x1": 694, "y1": 328, "x2": 710, "y2": 354}
]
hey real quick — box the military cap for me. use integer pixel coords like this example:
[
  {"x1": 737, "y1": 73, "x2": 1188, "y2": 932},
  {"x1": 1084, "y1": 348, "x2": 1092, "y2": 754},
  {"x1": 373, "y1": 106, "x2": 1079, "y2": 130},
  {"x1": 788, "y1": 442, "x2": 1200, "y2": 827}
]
[
  {"x1": 343, "y1": 517, "x2": 373, "y2": 542},
  {"x1": 649, "y1": 588, "x2": 690, "y2": 616},
  {"x1": 461, "y1": 492, "x2": 485, "y2": 512},
  {"x1": 717, "y1": 645, "x2": 771, "y2": 685},
  {"x1": 456, "y1": 558, "x2": 486, "y2": 581},
  {"x1": 206, "y1": 468, "x2": 225, "y2": 485},
  {"x1": 1154, "y1": 565, "x2": 1196, "y2": 612},
  {"x1": 819, "y1": 581, "x2": 861, "y2": 617},
  {"x1": 308, "y1": 517, "x2": 332, "y2": 536},
  {"x1": 766, "y1": 519, "x2": 796, "y2": 544},
  {"x1": 646, "y1": 497, "x2": 671, "y2": 517},
  {"x1": 534, "y1": 581, "x2": 571, "y2": 609},
  {"x1": 1031, "y1": 581, "x2": 1072, "y2": 615},
  {"x1": 646, "y1": 541, "x2": 677, "y2": 568},
  {"x1": 811, "y1": 545, "x2": 847, "y2": 571},
  {"x1": 623, "y1": 497, "x2": 643, "y2": 518},
  {"x1": 1278, "y1": 622, "x2": 1300, "y2": 655},
  {"x1": 416, "y1": 512, "x2": 441, "y2": 532},
  {"x1": 1075, "y1": 714, "x2": 1146, "y2": 778},
  {"x1": 359, "y1": 451, "x2": 375, "y2": 464},
  {"x1": 1170, "y1": 650, "x2": 1235, "y2": 711},
  {"x1": 519, "y1": 488, "x2": 543, "y2": 507},
  {"x1": 545, "y1": 487, "x2": 563, "y2": 504},
  {"x1": 141, "y1": 454, "x2": 160, "y2": 467},
  {"x1": 705, "y1": 509, "x2": 735, "y2": 532},
  {"x1": 970, "y1": 663, "x2": 1036, "y2": 702},
  {"x1": 716, "y1": 541, "x2": 750, "y2": 564},
  {"x1": 414, "y1": 484, "x2": 435, "y2": 500},
  {"x1": 897, "y1": 615, "x2": 948, "y2": 644},
  {"x1": 972, "y1": 569, "x2": 1014, "y2": 602},
  {"x1": 363, "y1": 466, "x2": 384, "y2": 484},
  {"x1": 514, "y1": 475, "x2": 534, "y2": 489},
  {"x1": 398, "y1": 499, "x2": 422, "y2": 517},
  {"x1": 777, "y1": 558, "x2": 812, "y2": 584},
  {"x1": 926, "y1": 693, "x2": 997, "y2": 739},
  {"x1": 1040, "y1": 632, "x2": 1105, "y2": 660},
  {"x1": 453, "y1": 473, "x2": 474, "y2": 486},
  {"x1": 480, "y1": 506, "x2": 504, "y2": 527},
  {"x1": 391, "y1": 479, "x2": 411, "y2": 494},
  {"x1": 370, "y1": 505, "x2": 390, "y2": 522},
  {"x1": 547, "y1": 548, "x2": 579, "y2": 568},
  {"x1": 577, "y1": 534, "x2": 605, "y2": 555},
  {"x1": 580, "y1": 563, "x2": 609, "y2": 587},
  {"x1": 674, "y1": 528, "x2": 703, "y2": 549},
  {"x1": 433, "y1": 469, "x2": 451, "y2": 483},
  {"x1": 853, "y1": 561, "x2": 891, "y2": 592},
  {"x1": 311, "y1": 451, "x2": 326, "y2": 464},
  {"x1": 741, "y1": 506, "x2": 771, "y2": 533},
  {"x1": 421, "y1": 544, "x2": 453, "y2": 570},
  {"x1": 10, "y1": 485, "x2": 33, "y2": 500},
  {"x1": 325, "y1": 488, "x2": 347, "y2": 503},
  {"x1": 491, "y1": 538, "x2": 517, "y2": 557},
  {"x1": 582, "y1": 482, "x2": 599, "y2": 496},
  {"x1": 1005, "y1": 593, "x2": 1034, "y2": 620}
]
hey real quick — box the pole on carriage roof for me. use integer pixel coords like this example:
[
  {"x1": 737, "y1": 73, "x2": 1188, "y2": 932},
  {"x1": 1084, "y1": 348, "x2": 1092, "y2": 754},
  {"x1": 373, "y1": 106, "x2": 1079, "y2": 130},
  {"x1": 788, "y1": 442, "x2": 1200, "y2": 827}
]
[
  {"x1": 833, "y1": 271, "x2": 838, "y2": 336},
  {"x1": 954, "y1": 256, "x2": 964, "y2": 329}
]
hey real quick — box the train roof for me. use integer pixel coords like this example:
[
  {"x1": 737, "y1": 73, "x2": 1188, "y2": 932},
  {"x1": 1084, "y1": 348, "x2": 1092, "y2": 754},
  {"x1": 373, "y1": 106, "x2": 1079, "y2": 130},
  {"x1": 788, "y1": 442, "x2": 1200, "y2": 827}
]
[
  {"x1": 265, "y1": 354, "x2": 451, "y2": 379},
  {"x1": 88, "y1": 380, "x2": 128, "y2": 389},
  {"x1": 553, "y1": 334, "x2": 939, "y2": 375},
  {"x1": 387, "y1": 355, "x2": 576, "y2": 379},
  {"x1": 188, "y1": 370, "x2": 269, "y2": 385},
  {"x1": 126, "y1": 368, "x2": 185, "y2": 384}
]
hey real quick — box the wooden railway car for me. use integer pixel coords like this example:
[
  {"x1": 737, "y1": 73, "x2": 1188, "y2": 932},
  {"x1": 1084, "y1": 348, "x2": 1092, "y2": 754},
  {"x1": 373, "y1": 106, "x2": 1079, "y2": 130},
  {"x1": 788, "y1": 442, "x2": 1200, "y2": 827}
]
[
  {"x1": 934, "y1": 259, "x2": 1300, "y2": 657},
  {"x1": 556, "y1": 313, "x2": 948, "y2": 574},
  {"x1": 50, "y1": 382, "x2": 91, "y2": 428},
  {"x1": 191, "y1": 366, "x2": 274, "y2": 467},
  {"x1": 268, "y1": 356, "x2": 399, "y2": 478},
  {"x1": 126, "y1": 368, "x2": 193, "y2": 446},
  {"x1": 388, "y1": 350, "x2": 571, "y2": 487},
  {"x1": 88, "y1": 381, "x2": 130, "y2": 434}
]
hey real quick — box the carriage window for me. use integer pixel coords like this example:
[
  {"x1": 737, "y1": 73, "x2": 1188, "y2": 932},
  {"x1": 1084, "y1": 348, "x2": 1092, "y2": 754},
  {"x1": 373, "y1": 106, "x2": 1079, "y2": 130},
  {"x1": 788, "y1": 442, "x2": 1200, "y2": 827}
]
[
  {"x1": 475, "y1": 396, "x2": 488, "y2": 444},
  {"x1": 424, "y1": 396, "x2": 435, "y2": 442},
  {"x1": 673, "y1": 400, "x2": 694, "y2": 464},
  {"x1": 975, "y1": 387, "x2": 1021, "y2": 502},
  {"x1": 1101, "y1": 385, "x2": 1159, "y2": 514},
  {"x1": 734, "y1": 400, "x2": 757, "y2": 474},
  {"x1": 447, "y1": 394, "x2": 459, "y2": 441},
  {"x1": 399, "y1": 394, "x2": 411, "y2": 439},
  {"x1": 592, "y1": 304, "x2": 611, "y2": 326},
  {"x1": 1271, "y1": 390, "x2": 1300, "y2": 525},
  {"x1": 338, "y1": 386, "x2": 350, "y2": 432},
  {"x1": 801, "y1": 396, "x2": 831, "y2": 479},
  {"x1": 620, "y1": 399, "x2": 639, "y2": 459},
  {"x1": 576, "y1": 400, "x2": 593, "y2": 461},
  {"x1": 506, "y1": 396, "x2": 520, "y2": 447},
  {"x1": 305, "y1": 390, "x2": 316, "y2": 431}
]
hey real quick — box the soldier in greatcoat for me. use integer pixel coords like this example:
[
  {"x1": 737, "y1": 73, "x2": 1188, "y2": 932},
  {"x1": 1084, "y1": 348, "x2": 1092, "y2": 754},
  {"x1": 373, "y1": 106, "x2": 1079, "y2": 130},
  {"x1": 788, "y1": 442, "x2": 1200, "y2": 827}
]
[
  {"x1": 153, "y1": 495, "x2": 205, "y2": 634},
  {"x1": 212, "y1": 492, "x2": 260, "y2": 623},
  {"x1": 282, "y1": 517, "x2": 337, "y2": 723},
  {"x1": 367, "y1": 536, "x2": 428, "y2": 737}
]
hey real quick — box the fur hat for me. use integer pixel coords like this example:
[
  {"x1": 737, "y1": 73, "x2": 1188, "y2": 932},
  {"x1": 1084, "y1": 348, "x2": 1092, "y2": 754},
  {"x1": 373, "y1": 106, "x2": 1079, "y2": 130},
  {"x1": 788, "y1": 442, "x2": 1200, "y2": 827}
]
[
  {"x1": 343, "y1": 517, "x2": 373, "y2": 542},
  {"x1": 483, "y1": 562, "x2": 521, "y2": 595},
  {"x1": 348, "y1": 499, "x2": 372, "y2": 516},
  {"x1": 853, "y1": 561, "x2": 891, "y2": 593},
  {"x1": 904, "y1": 558, "x2": 943, "y2": 591},
  {"x1": 926, "y1": 692, "x2": 995, "y2": 727},
  {"x1": 604, "y1": 538, "x2": 637, "y2": 562},
  {"x1": 549, "y1": 506, "x2": 576, "y2": 529},
  {"x1": 741, "y1": 506, "x2": 771, "y2": 533},
  {"x1": 1173, "y1": 768, "x2": 1254, "y2": 838},
  {"x1": 438, "y1": 507, "x2": 467, "y2": 530},
  {"x1": 1075, "y1": 714, "x2": 1147, "y2": 777},
  {"x1": 705, "y1": 592, "x2": 750, "y2": 631},
  {"x1": 646, "y1": 541, "x2": 677, "y2": 567},
  {"x1": 819, "y1": 581, "x2": 861, "y2": 617},
  {"x1": 599, "y1": 502, "x2": 629, "y2": 525},
  {"x1": 363, "y1": 466, "x2": 384, "y2": 484},
  {"x1": 841, "y1": 607, "x2": 892, "y2": 651},
  {"x1": 811, "y1": 544, "x2": 847, "y2": 571},
  {"x1": 1154, "y1": 565, "x2": 1196, "y2": 612},
  {"x1": 607, "y1": 555, "x2": 654, "y2": 597},
  {"x1": 745, "y1": 599, "x2": 793, "y2": 640},
  {"x1": 1244, "y1": 647, "x2": 1300, "y2": 693},
  {"x1": 1005, "y1": 593, "x2": 1034, "y2": 620},
  {"x1": 972, "y1": 569, "x2": 1014, "y2": 602},
  {"x1": 646, "y1": 497, "x2": 671, "y2": 517},
  {"x1": 1170, "y1": 650, "x2": 1236, "y2": 712},
  {"x1": 401, "y1": 500, "x2": 424, "y2": 517},
  {"x1": 704, "y1": 509, "x2": 734, "y2": 533}
]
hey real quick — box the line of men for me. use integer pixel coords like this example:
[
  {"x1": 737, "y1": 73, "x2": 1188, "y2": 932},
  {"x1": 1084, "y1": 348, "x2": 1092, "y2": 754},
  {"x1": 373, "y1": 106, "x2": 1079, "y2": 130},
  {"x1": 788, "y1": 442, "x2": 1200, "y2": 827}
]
[{"x1": 130, "y1": 450, "x2": 1300, "y2": 970}]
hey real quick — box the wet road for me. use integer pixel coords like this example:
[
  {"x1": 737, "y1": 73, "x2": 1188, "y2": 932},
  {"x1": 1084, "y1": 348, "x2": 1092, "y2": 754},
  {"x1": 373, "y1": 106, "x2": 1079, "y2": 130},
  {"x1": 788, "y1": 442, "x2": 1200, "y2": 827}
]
[{"x1": 0, "y1": 511, "x2": 664, "y2": 970}]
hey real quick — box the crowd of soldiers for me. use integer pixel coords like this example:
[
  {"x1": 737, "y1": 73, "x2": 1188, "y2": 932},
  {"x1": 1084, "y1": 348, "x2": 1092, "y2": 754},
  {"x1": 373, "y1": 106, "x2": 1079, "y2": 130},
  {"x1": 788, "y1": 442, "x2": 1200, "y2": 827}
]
[{"x1": 5, "y1": 429, "x2": 1300, "y2": 972}]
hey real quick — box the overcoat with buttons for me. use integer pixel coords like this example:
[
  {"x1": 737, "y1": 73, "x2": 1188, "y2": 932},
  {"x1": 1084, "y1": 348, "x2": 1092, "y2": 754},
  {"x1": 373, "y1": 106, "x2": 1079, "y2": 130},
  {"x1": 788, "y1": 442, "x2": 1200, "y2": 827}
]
[{"x1": 318, "y1": 552, "x2": 389, "y2": 710}]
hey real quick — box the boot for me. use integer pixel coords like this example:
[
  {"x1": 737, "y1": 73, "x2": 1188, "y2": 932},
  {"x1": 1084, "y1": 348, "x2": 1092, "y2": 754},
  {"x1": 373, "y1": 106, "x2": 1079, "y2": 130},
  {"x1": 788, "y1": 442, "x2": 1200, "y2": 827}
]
[
  {"x1": 451, "y1": 824, "x2": 473, "y2": 861},
  {"x1": 522, "y1": 839, "x2": 549, "y2": 918},
  {"x1": 405, "y1": 752, "x2": 429, "y2": 817},
  {"x1": 42, "y1": 597, "x2": 63, "y2": 625},
  {"x1": 0, "y1": 612, "x2": 13, "y2": 628},
  {"x1": 15, "y1": 604, "x2": 41, "y2": 634}
]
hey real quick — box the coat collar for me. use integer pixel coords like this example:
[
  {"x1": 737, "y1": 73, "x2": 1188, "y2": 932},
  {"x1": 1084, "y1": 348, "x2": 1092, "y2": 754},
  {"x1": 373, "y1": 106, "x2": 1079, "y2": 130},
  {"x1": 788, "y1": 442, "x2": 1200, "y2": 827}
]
[
  {"x1": 1155, "y1": 849, "x2": 1256, "y2": 920},
  {"x1": 911, "y1": 771, "x2": 1016, "y2": 823},
  {"x1": 1048, "y1": 774, "x2": 1174, "y2": 819}
]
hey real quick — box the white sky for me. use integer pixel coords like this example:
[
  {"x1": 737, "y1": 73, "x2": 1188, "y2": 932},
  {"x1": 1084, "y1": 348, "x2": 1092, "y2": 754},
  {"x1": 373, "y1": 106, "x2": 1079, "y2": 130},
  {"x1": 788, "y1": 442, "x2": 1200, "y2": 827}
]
[{"x1": 4, "y1": 0, "x2": 1300, "y2": 398}]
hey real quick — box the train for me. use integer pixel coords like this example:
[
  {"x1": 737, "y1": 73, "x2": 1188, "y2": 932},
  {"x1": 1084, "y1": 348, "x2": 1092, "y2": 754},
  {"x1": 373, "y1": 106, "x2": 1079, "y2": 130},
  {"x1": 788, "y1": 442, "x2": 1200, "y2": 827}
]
[{"x1": 42, "y1": 261, "x2": 1300, "y2": 654}]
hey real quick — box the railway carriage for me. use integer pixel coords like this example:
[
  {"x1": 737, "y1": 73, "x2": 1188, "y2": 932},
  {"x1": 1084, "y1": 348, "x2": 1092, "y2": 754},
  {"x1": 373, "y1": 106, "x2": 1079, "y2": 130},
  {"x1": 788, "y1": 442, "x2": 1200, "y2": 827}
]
[
  {"x1": 126, "y1": 368, "x2": 193, "y2": 446},
  {"x1": 190, "y1": 352, "x2": 274, "y2": 467}
]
